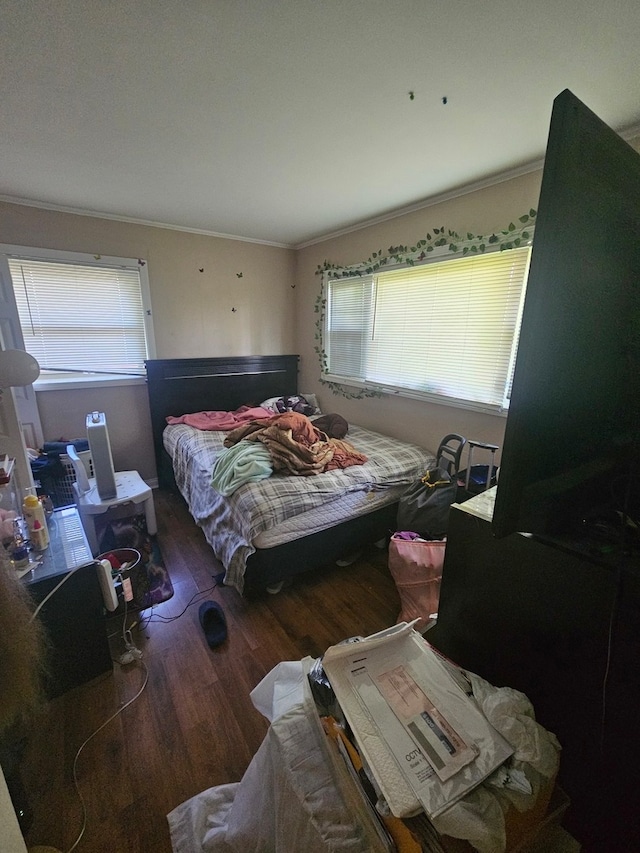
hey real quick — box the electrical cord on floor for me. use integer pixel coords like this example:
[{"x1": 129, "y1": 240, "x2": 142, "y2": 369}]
[
  {"x1": 107, "y1": 617, "x2": 139, "y2": 642},
  {"x1": 31, "y1": 561, "x2": 219, "y2": 849},
  {"x1": 63, "y1": 573, "x2": 221, "y2": 849},
  {"x1": 111, "y1": 573, "x2": 144, "y2": 665},
  {"x1": 136, "y1": 580, "x2": 220, "y2": 630},
  {"x1": 64, "y1": 658, "x2": 149, "y2": 853}
]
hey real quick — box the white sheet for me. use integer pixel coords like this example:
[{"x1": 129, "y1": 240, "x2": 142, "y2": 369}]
[{"x1": 167, "y1": 660, "x2": 391, "y2": 853}]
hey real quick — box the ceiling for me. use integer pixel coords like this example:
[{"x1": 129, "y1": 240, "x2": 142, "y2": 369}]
[{"x1": 2, "y1": 1, "x2": 640, "y2": 248}]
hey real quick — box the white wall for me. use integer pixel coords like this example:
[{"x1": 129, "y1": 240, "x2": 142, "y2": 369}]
[
  {"x1": 0, "y1": 201, "x2": 296, "y2": 481},
  {"x1": 0, "y1": 170, "x2": 551, "y2": 476}
]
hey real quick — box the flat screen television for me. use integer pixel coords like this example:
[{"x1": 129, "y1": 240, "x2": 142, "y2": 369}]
[{"x1": 492, "y1": 89, "x2": 640, "y2": 547}]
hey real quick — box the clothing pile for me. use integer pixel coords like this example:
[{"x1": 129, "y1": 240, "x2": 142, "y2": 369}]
[
  {"x1": 224, "y1": 412, "x2": 367, "y2": 476},
  {"x1": 211, "y1": 412, "x2": 367, "y2": 495}
]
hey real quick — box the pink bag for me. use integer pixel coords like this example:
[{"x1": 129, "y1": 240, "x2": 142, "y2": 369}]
[{"x1": 388, "y1": 534, "x2": 446, "y2": 631}]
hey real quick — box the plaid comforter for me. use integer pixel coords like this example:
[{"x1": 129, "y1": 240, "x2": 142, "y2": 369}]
[{"x1": 164, "y1": 422, "x2": 435, "y2": 593}]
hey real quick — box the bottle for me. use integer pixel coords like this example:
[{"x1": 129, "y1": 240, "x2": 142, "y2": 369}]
[
  {"x1": 39, "y1": 494, "x2": 54, "y2": 518},
  {"x1": 10, "y1": 519, "x2": 30, "y2": 569},
  {"x1": 30, "y1": 518, "x2": 48, "y2": 550},
  {"x1": 23, "y1": 492, "x2": 50, "y2": 549}
]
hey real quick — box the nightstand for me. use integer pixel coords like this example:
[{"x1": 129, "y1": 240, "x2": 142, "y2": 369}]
[{"x1": 24, "y1": 506, "x2": 112, "y2": 697}]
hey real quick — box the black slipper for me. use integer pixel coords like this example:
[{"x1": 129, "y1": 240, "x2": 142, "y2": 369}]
[{"x1": 199, "y1": 600, "x2": 227, "y2": 648}]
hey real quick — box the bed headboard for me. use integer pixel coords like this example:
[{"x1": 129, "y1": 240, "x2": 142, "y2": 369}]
[{"x1": 145, "y1": 355, "x2": 299, "y2": 488}]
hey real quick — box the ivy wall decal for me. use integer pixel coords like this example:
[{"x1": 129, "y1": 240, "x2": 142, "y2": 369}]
[{"x1": 313, "y1": 209, "x2": 536, "y2": 400}]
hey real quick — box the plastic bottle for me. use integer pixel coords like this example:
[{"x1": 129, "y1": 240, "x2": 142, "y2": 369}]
[
  {"x1": 23, "y1": 492, "x2": 50, "y2": 549},
  {"x1": 10, "y1": 519, "x2": 30, "y2": 568},
  {"x1": 29, "y1": 518, "x2": 48, "y2": 550}
]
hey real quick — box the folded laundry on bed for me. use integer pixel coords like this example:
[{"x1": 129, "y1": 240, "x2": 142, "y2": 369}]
[
  {"x1": 224, "y1": 411, "x2": 367, "y2": 476},
  {"x1": 325, "y1": 438, "x2": 367, "y2": 470},
  {"x1": 262, "y1": 428, "x2": 335, "y2": 475},
  {"x1": 210, "y1": 440, "x2": 273, "y2": 495},
  {"x1": 225, "y1": 411, "x2": 322, "y2": 448},
  {"x1": 166, "y1": 405, "x2": 273, "y2": 431}
]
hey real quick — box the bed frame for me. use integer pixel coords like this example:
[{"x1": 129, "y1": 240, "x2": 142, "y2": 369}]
[
  {"x1": 146, "y1": 355, "x2": 300, "y2": 490},
  {"x1": 145, "y1": 355, "x2": 398, "y2": 592}
]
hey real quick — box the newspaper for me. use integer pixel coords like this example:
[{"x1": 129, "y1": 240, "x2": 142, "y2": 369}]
[{"x1": 322, "y1": 622, "x2": 513, "y2": 818}]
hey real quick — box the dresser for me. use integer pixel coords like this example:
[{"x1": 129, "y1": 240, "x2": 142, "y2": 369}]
[
  {"x1": 427, "y1": 490, "x2": 640, "y2": 850},
  {"x1": 24, "y1": 506, "x2": 112, "y2": 697}
]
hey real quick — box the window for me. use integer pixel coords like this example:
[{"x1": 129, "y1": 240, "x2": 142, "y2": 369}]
[
  {"x1": 2, "y1": 247, "x2": 155, "y2": 384},
  {"x1": 324, "y1": 245, "x2": 531, "y2": 413}
]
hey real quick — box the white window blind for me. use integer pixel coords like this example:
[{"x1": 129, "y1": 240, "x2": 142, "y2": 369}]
[
  {"x1": 325, "y1": 246, "x2": 531, "y2": 411},
  {"x1": 8, "y1": 257, "x2": 149, "y2": 375}
]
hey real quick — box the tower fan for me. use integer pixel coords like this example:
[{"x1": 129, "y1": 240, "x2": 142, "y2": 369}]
[{"x1": 86, "y1": 411, "x2": 117, "y2": 500}]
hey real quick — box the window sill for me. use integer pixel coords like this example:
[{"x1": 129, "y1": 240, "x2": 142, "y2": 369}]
[
  {"x1": 34, "y1": 374, "x2": 146, "y2": 392},
  {"x1": 321, "y1": 374, "x2": 509, "y2": 417}
]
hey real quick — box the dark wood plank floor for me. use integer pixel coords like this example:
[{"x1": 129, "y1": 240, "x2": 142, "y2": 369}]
[{"x1": 20, "y1": 489, "x2": 401, "y2": 852}]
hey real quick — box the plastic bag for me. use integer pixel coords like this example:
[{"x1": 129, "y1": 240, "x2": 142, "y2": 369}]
[
  {"x1": 307, "y1": 656, "x2": 336, "y2": 716},
  {"x1": 388, "y1": 533, "x2": 446, "y2": 630},
  {"x1": 250, "y1": 660, "x2": 307, "y2": 722},
  {"x1": 396, "y1": 466, "x2": 457, "y2": 539}
]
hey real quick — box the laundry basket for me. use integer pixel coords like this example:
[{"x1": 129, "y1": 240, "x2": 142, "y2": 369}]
[
  {"x1": 388, "y1": 533, "x2": 446, "y2": 632},
  {"x1": 53, "y1": 451, "x2": 94, "y2": 507}
]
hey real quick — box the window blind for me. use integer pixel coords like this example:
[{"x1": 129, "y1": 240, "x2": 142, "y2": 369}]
[
  {"x1": 325, "y1": 246, "x2": 531, "y2": 410},
  {"x1": 8, "y1": 257, "x2": 148, "y2": 375}
]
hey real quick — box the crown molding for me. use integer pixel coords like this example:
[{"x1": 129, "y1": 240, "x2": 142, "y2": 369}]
[
  {"x1": 294, "y1": 159, "x2": 545, "y2": 250},
  {"x1": 295, "y1": 120, "x2": 640, "y2": 250},
  {"x1": 2, "y1": 117, "x2": 639, "y2": 253},
  {"x1": 0, "y1": 195, "x2": 292, "y2": 249}
]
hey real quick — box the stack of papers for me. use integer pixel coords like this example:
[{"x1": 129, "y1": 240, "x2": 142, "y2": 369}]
[{"x1": 322, "y1": 622, "x2": 513, "y2": 819}]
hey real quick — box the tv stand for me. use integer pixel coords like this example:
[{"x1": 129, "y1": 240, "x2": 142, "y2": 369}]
[{"x1": 427, "y1": 489, "x2": 640, "y2": 852}]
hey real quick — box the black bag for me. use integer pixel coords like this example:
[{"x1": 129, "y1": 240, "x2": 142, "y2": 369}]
[{"x1": 396, "y1": 467, "x2": 458, "y2": 539}]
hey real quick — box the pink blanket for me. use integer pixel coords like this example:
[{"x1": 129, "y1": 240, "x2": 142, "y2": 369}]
[{"x1": 166, "y1": 406, "x2": 273, "y2": 431}]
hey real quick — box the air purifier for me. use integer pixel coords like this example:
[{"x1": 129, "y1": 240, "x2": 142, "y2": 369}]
[{"x1": 86, "y1": 412, "x2": 117, "y2": 500}]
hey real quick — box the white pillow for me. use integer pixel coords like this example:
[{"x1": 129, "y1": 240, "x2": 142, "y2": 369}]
[{"x1": 260, "y1": 394, "x2": 321, "y2": 415}]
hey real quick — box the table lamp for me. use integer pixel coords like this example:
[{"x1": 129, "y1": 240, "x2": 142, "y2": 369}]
[{"x1": 0, "y1": 349, "x2": 40, "y2": 394}]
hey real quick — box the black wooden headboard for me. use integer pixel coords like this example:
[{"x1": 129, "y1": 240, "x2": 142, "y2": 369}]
[{"x1": 145, "y1": 355, "x2": 299, "y2": 488}]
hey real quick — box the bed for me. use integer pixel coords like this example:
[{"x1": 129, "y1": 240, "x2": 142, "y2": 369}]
[{"x1": 146, "y1": 355, "x2": 436, "y2": 594}]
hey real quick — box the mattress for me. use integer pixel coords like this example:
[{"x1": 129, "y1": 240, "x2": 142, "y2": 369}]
[
  {"x1": 164, "y1": 421, "x2": 435, "y2": 593},
  {"x1": 253, "y1": 484, "x2": 408, "y2": 548}
]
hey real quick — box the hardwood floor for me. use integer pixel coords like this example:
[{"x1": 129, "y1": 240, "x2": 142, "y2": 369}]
[{"x1": 19, "y1": 489, "x2": 401, "y2": 852}]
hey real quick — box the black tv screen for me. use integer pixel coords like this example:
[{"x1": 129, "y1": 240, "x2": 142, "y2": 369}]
[{"x1": 492, "y1": 89, "x2": 640, "y2": 541}]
